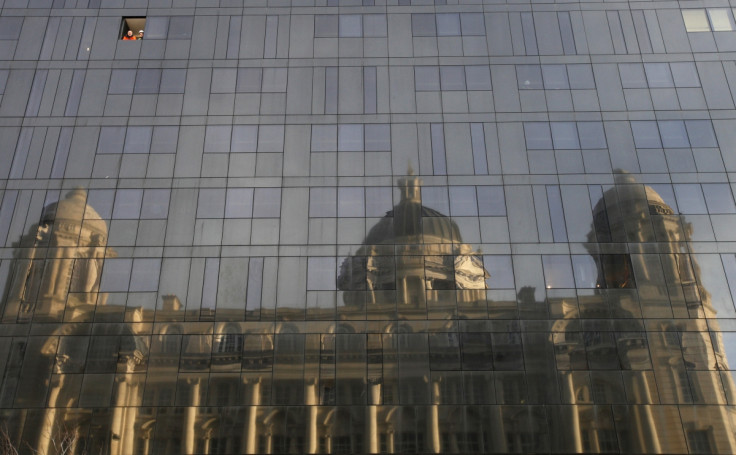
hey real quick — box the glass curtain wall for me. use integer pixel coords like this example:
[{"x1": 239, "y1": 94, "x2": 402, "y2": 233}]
[{"x1": 1, "y1": 0, "x2": 736, "y2": 454}]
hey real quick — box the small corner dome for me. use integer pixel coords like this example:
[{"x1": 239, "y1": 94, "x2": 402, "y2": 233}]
[{"x1": 41, "y1": 188, "x2": 108, "y2": 237}]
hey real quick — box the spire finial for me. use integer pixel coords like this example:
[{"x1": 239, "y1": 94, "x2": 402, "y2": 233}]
[{"x1": 398, "y1": 164, "x2": 422, "y2": 203}]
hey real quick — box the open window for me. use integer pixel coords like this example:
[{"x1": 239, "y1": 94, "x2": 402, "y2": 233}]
[{"x1": 121, "y1": 17, "x2": 146, "y2": 40}]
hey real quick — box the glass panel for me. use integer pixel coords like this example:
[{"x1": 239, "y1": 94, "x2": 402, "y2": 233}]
[
  {"x1": 252, "y1": 188, "x2": 281, "y2": 217},
  {"x1": 261, "y1": 68, "x2": 287, "y2": 92},
  {"x1": 151, "y1": 126, "x2": 179, "y2": 154},
  {"x1": 168, "y1": 16, "x2": 194, "y2": 39},
  {"x1": 112, "y1": 189, "x2": 143, "y2": 219},
  {"x1": 644, "y1": 63, "x2": 674, "y2": 88},
  {"x1": 312, "y1": 125, "x2": 337, "y2": 151},
  {"x1": 123, "y1": 126, "x2": 152, "y2": 154},
  {"x1": 708, "y1": 8, "x2": 735, "y2": 31},
  {"x1": 145, "y1": 17, "x2": 169, "y2": 39},
  {"x1": 339, "y1": 15, "x2": 362, "y2": 37},
  {"x1": 225, "y1": 188, "x2": 254, "y2": 218},
  {"x1": 141, "y1": 189, "x2": 170, "y2": 219},
  {"x1": 440, "y1": 66, "x2": 465, "y2": 90},
  {"x1": 671, "y1": 62, "x2": 700, "y2": 87},
  {"x1": 97, "y1": 127, "x2": 125, "y2": 154},
  {"x1": 197, "y1": 189, "x2": 226, "y2": 218},
  {"x1": 631, "y1": 121, "x2": 662, "y2": 148},
  {"x1": 551, "y1": 122, "x2": 580, "y2": 149},
  {"x1": 449, "y1": 186, "x2": 478, "y2": 216},
  {"x1": 415, "y1": 66, "x2": 440, "y2": 91},
  {"x1": 476, "y1": 186, "x2": 506, "y2": 215},
  {"x1": 315, "y1": 15, "x2": 338, "y2": 38},
  {"x1": 134, "y1": 69, "x2": 161, "y2": 94},
  {"x1": 682, "y1": 10, "x2": 710, "y2": 32},
  {"x1": 236, "y1": 68, "x2": 262, "y2": 92},
  {"x1": 674, "y1": 184, "x2": 708, "y2": 214},
  {"x1": 308, "y1": 257, "x2": 336, "y2": 290},
  {"x1": 578, "y1": 122, "x2": 607, "y2": 149},
  {"x1": 338, "y1": 124, "x2": 363, "y2": 152},
  {"x1": 232, "y1": 125, "x2": 258, "y2": 152},
  {"x1": 702, "y1": 184, "x2": 736, "y2": 214},
  {"x1": 542, "y1": 65, "x2": 569, "y2": 89},
  {"x1": 465, "y1": 66, "x2": 491, "y2": 91},
  {"x1": 567, "y1": 64, "x2": 595, "y2": 89},
  {"x1": 572, "y1": 255, "x2": 598, "y2": 288},
  {"x1": 204, "y1": 125, "x2": 232, "y2": 154},
  {"x1": 525, "y1": 122, "x2": 553, "y2": 149},
  {"x1": 658, "y1": 121, "x2": 689, "y2": 148},
  {"x1": 436, "y1": 13, "x2": 460, "y2": 36},
  {"x1": 542, "y1": 255, "x2": 575, "y2": 288},
  {"x1": 160, "y1": 69, "x2": 186, "y2": 93},
  {"x1": 685, "y1": 120, "x2": 717, "y2": 147},
  {"x1": 483, "y1": 255, "x2": 514, "y2": 288},
  {"x1": 0, "y1": 18, "x2": 22, "y2": 40},
  {"x1": 338, "y1": 187, "x2": 364, "y2": 217},
  {"x1": 412, "y1": 14, "x2": 437, "y2": 36},
  {"x1": 619, "y1": 64, "x2": 647, "y2": 88},
  {"x1": 517, "y1": 65, "x2": 543, "y2": 89},
  {"x1": 109, "y1": 69, "x2": 136, "y2": 94},
  {"x1": 460, "y1": 13, "x2": 485, "y2": 35},
  {"x1": 310, "y1": 187, "x2": 337, "y2": 217},
  {"x1": 364, "y1": 125, "x2": 390, "y2": 151},
  {"x1": 363, "y1": 14, "x2": 387, "y2": 37}
]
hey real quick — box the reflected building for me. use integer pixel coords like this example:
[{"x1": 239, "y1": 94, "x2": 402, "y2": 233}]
[
  {"x1": 552, "y1": 173, "x2": 736, "y2": 453},
  {"x1": 2, "y1": 175, "x2": 736, "y2": 454},
  {"x1": 338, "y1": 172, "x2": 489, "y2": 320},
  {"x1": 3, "y1": 189, "x2": 113, "y2": 323},
  {"x1": 1, "y1": 0, "x2": 736, "y2": 452}
]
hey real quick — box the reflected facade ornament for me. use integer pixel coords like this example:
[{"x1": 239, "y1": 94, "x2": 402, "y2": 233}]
[
  {"x1": 3, "y1": 188, "x2": 114, "y2": 323},
  {"x1": 338, "y1": 173, "x2": 489, "y2": 316},
  {"x1": 550, "y1": 172, "x2": 736, "y2": 454},
  {"x1": 2, "y1": 175, "x2": 736, "y2": 454}
]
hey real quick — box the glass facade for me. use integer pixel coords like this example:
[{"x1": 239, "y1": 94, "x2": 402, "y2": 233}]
[{"x1": 1, "y1": 1, "x2": 736, "y2": 454}]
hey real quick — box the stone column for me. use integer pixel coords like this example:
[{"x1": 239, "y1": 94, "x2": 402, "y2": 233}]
[
  {"x1": 184, "y1": 378, "x2": 200, "y2": 454},
  {"x1": 37, "y1": 375, "x2": 64, "y2": 455},
  {"x1": 386, "y1": 429, "x2": 395, "y2": 453},
  {"x1": 244, "y1": 378, "x2": 261, "y2": 454},
  {"x1": 565, "y1": 372, "x2": 583, "y2": 452},
  {"x1": 121, "y1": 394, "x2": 139, "y2": 455},
  {"x1": 306, "y1": 380, "x2": 319, "y2": 453},
  {"x1": 637, "y1": 373, "x2": 662, "y2": 453},
  {"x1": 428, "y1": 380, "x2": 441, "y2": 453},
  {"x1": 489, "y1": 406, "x2": 506, "y2": 452},
  {"x1": 367, "y1": 381, "x2": 382, "y2": 453},
  {"x1": 110, "y1": 377, "x2": 127, "y2": 455}
]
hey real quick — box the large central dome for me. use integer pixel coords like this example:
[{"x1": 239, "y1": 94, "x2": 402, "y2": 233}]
[
  {"x1": 338, "y1": 174, "x2": 488, "y2": 301},
  {"x1": 363, "y1": 174, "x2": 463, "y2": 245}
]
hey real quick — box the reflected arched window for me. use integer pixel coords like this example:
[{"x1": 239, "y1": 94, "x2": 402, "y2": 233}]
[
  {"x1": 216, "y1": 332, "x2": 243, "y2": 353},
  {"x1": 160, "y1": 326, "x2": 181, "y2": 354}
]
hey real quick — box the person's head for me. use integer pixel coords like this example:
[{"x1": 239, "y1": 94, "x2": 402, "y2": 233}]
[
  {"x1": 138, "y1": 30, "x2": 144, "y2": 38},
  {"x1": 126, "y1": 30, "x2": 133, "y2": 37}
]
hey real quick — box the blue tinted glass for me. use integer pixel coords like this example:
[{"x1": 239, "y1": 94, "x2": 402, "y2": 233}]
[
  {"x1": 631, "y1": 122, "x2": 662, "y2": 148},
  {"x1": 524, "y1": 122, "x2": 553, "y2": 149}
]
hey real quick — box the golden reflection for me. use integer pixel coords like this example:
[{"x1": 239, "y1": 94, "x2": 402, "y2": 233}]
[
  {"x1": 552, "y1": 172, "x2": 736, "y2": 454},
  {"x1": 338, "y1": 173, "x2": 489, "y2": 320},
  {"x1": 3, "y1": 189, "x2": 114, "y2": 323},
  {"x1": 2, "y1": 176, "x2": 736, "y2": 454}
]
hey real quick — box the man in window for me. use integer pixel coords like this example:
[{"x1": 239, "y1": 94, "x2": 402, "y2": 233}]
[{"x1": 122, "y1": 30, "x2": 136, "y2": 40}]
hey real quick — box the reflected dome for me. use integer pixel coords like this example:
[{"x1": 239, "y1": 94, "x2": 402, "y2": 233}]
[
  {"x1": 338, "y1": 174, "x2": 488, "y2": 314},
  {"x1": 3, "y1": 188, "x2": 112, "y2": 323},
  {"x1": 590, "y1": 171, "x2": 680, "y2": 244},
  {"x1": 40, "y1": 188, "x2": 108, "y2": 240},
  {"x1": 362, "y1": 175, "x2": 463, "y2": 245}
]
